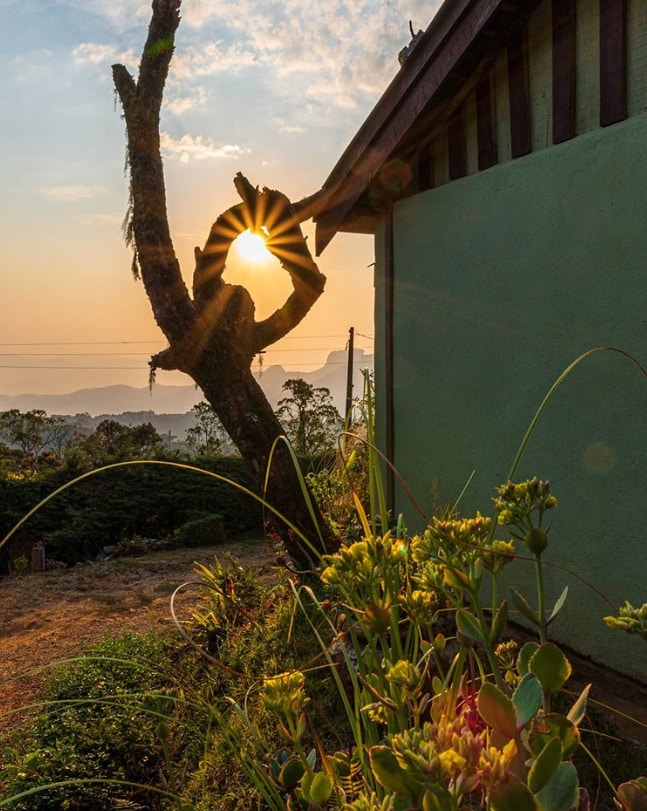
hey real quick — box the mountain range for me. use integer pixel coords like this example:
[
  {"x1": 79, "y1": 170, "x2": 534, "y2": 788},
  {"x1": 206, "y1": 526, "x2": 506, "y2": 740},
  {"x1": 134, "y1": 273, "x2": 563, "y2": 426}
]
[{"x1": 0, "y1": 349, "x2": 374, "y2": 418}]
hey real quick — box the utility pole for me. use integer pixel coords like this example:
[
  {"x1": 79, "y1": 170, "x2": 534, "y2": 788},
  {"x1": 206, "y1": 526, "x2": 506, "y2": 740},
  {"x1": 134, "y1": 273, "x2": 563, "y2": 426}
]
[{"x1": 345, "y1": 326, "x2": 354, "y2": 424}]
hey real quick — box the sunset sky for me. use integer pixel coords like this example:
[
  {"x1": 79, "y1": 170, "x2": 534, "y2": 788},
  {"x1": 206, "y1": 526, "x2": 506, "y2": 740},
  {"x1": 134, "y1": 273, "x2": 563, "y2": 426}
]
[{"x1": 0, "y1": 0, "x2": 438, "y2": 396}]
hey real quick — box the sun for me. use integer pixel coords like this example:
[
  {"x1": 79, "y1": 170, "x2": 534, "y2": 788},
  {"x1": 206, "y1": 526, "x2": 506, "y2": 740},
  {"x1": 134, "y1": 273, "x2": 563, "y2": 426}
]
[{"x1": 232, "y1": 228, "x2": 273, "y2": 266}]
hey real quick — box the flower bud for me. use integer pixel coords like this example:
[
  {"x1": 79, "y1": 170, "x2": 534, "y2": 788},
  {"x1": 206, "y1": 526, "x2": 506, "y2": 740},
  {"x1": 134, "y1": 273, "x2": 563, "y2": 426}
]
[{"x1": 524, "y1": 527, "x2": 548, "y2": 555}]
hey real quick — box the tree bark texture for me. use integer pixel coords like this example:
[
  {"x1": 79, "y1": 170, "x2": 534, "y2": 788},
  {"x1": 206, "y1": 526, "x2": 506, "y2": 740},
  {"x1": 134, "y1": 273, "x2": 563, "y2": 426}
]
[{"x1": 112, "y1": 0, "x2": 336, "y2": 568}]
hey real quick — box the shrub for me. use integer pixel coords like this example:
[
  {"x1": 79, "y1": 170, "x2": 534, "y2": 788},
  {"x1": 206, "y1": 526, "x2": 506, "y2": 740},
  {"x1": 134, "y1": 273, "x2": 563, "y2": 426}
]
[
  {"x1": 0, "y1": 456, "x2": 263, "y2": 569},
  {"x1": 0, "y1": 633, "x2": 195, "y2": 811},
  {"x1": 175, "y1": 513, "x2": 225, "y2": 547}
]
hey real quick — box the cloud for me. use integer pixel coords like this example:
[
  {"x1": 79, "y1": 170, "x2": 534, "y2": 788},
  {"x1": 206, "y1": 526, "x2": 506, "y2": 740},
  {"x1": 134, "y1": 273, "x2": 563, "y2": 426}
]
[
  {"x1": 70, "y1": 43, "x2": 116, "y2": 65},
  {"x1": 67, "y1": 1, "x2": 443, "y2": 121},
  {"x1": 166, "y1": 0, "x2": 442, "y2": 112},
  {"x1": 165, "y1": 85, "x2": 207, "y2": 115},
  {"x1": 279, "y1": 124, "x2": 306, "y2": 134},
  {"x1": 62, "y1": 0, "x2": 150, "y2": 33},
  {"x1": 77, "y1": 212, "x2": 123, "y2": 226},
  {"x1": 171, "y1": 42, "x2": 257, "y2": 79},
  {"x1": 39, "y1": 185, "x2": 108, "y2": 202},
  {"x1": 70, "y1": 42, "x2": 137, "y2": 68},
  {"x1": 160, "y1": 132, "x2": 250, "y2": 163}
]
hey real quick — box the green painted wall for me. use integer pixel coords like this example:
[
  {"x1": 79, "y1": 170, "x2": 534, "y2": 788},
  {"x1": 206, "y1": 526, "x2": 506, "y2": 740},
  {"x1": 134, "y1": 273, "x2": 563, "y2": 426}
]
[{"x1": 375, "y1": 112, "x2": 647, "y2": 680}]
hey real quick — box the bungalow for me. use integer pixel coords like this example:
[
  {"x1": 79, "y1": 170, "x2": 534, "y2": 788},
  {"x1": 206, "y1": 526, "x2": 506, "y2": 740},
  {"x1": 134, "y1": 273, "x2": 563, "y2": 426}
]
[{"x1": 314, "y1": 0, "x2": 647, "y2": 680}]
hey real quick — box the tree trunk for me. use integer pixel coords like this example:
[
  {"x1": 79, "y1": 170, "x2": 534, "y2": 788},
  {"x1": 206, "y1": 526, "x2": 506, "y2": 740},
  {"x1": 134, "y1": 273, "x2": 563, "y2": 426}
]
[{"x1": 112, "y1": 0, "x2": 337, "y2": 568}]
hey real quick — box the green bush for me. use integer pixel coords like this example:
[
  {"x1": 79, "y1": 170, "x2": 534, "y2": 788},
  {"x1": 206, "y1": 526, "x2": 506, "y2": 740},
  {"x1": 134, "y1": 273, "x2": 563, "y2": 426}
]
[
  {"x1": 176, "y1": 513, "x2": 225, "y2": 547},
  {"x1": 0, "y1": 456, "x2": 263, "y2": 568},
  {"x1": 0, "y1": 633, "x2": 193, "y2": 810}
]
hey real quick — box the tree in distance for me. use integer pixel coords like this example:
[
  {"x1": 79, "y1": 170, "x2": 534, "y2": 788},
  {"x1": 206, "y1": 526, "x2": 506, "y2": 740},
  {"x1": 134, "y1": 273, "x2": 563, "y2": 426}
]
[
  {"x1": 185, "y1": 401, "x2": 229, "y2": 457},
  {"x1": 0, "y1": 409, "x2": 77, "y2": 472},
  {"x1": 275, "y1": 379, "x2": 342, "y2": 457}
]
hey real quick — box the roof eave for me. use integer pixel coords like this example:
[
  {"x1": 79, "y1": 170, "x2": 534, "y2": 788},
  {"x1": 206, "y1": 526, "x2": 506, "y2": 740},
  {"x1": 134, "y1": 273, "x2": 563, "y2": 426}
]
[{"x1": 314, "y1": 0, "x2": 534, "y2": 255}]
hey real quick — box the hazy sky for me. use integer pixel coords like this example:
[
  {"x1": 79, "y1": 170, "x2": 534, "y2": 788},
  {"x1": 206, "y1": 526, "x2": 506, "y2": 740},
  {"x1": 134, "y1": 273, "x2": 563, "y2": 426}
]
[{"x1": 0, "y1": 0, "x2": 439, "y2": 396}]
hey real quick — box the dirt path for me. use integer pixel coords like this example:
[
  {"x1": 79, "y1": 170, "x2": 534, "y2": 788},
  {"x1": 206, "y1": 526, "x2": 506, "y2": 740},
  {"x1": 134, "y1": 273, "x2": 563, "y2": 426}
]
[{"x1": 0, "y1": 539, "x2": 278, "y2": 741}]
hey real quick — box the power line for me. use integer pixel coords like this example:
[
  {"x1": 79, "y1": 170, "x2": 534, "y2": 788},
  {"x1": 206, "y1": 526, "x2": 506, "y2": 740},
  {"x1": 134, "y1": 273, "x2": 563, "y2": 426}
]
[
  {"x1": 0, "y1": 359, "x2": 374, "y2": 371},
  {"x1": 0, "y1": 334, "x2": 365, "y2": 347},
  {"x1": 0, "y1": 346, "x2": 373, "y2": 358}
]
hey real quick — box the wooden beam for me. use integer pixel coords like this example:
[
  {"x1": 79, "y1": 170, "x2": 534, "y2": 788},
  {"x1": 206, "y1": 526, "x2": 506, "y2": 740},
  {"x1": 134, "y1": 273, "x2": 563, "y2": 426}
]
[
  {"x1": 552, "y1": 0, "x2": 576, "y2": 143},
  {"x1": 476, "y1": 67, "x2": 497, "y2": 169},
  {"x1": 448, "y1": 104, "x2": 468, "y2": 179},
  {"x1": 599, "y1": 0, "x2": 627, "y2": 126},
  {"x1": 507, "y1": 22, "x2": 531, "y2": 158}
]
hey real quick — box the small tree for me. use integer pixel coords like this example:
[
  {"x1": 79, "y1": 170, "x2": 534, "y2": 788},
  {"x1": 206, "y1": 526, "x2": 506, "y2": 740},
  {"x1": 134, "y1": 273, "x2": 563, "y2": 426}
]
[
  {"x1": 275, "y1": 379, "x2": 342, "y2": 457},
  {"x1": 0, "y1": 410, "x2": 77, "y2": 472},
  {"x1": 185, "y1": 401, "x2": 228, "y2": 457},
  {"x1": 81, "y1": 420, "x2": 165, "y2": 463}
]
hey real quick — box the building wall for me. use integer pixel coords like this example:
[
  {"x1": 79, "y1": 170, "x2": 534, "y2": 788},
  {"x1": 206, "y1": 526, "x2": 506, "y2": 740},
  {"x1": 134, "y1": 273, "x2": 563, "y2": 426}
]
[
  {"x1": 375, "y1": 111, "x2": 647, "y2": 680},
  {"x1": 420, "y1": 0, "x2": 647, "y2": 194}
]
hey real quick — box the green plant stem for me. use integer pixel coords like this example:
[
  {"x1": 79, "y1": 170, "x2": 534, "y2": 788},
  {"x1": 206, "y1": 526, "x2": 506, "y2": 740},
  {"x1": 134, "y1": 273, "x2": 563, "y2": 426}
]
[
  {"x1": 534, "y1": 554, "x2": 548, "y2": 643},
  {"x1": 471, "y1": 598, "x2": 507, "y2": 693}
]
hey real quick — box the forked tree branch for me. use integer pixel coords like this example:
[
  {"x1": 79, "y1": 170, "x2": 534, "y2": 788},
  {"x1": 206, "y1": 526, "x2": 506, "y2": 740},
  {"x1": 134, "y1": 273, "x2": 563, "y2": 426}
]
[{"x1": 113, "y1": 0, "x2": 326, "y2": 372}]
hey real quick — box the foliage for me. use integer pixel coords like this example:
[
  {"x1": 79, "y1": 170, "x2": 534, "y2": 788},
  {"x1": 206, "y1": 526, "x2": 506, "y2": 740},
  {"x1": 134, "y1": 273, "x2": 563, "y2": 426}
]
[
  {"x1": 275, "y1": 378, "x2": 343, "y2": 457},
  {"x1": 0, "y1": 457, "x2": 262, "y2": 570},
  {"x1": 185, "y1": 402, "x2": 229, "y2": 457},
  {"x1": 2, "y1": 507, "x2": 646, "y2": 810},
  {"x1": 78, "y1": 419, "x2": 166, "y2": 464},
  {"x1": 175, "y1": 513, "x2": 225, "y2": 548},
  {"x1": 0, "y1": 410, "x2": 76, "y2": 474},
  {"x1": 207, "y1": 478, "x2": 645, "y2": 811},
  {"x1": 604, "y1": 602, "x2": 647, "y2": 641},
  {"x1": 0, "y1": 634, "x2": 193, "y2": 810},
  {"x1": 306, "y1": 372, "x2": 375, "y2": 541}
]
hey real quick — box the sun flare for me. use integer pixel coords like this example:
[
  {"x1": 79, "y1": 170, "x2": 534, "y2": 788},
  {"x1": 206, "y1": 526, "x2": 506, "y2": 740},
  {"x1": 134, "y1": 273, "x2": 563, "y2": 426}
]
[{"x1": 232, "y1": 228, "x2": 273, "y2": 267}]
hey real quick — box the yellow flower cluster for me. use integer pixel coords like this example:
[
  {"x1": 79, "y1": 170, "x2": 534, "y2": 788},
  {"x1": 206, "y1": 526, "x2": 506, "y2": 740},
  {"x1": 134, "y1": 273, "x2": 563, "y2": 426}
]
[
  {"x1": 320, "y1": 531, "x2": 407, "y2": 594},
  {"x1": 410, "y1": 512, "x2": 515, "y2": 581},
  {"x1": 260, "y1": 670, "x2": 309, "y2": 717}
]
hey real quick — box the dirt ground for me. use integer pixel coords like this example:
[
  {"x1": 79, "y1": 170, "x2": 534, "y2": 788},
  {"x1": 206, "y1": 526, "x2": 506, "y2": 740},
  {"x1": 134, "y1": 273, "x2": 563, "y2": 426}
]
[{"x1": 0, "y1": 538, "x2": 279, "y2": 742}]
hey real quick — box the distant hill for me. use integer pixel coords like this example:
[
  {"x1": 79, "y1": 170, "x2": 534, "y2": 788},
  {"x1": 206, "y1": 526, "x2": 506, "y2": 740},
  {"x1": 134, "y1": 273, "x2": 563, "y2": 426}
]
[{"x1": 0, "y1": 349, "x2": 373, "y2": 417}]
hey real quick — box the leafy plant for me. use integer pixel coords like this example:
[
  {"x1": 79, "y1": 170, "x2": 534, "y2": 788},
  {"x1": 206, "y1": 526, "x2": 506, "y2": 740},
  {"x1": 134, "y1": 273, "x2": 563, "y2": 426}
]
[{"x1": 0, "y1": 634, "x2": 194, "y2": 810}]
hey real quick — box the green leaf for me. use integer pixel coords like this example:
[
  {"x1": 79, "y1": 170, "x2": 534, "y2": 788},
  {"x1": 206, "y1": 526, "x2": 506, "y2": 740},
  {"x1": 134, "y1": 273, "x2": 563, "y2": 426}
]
[
  {"x1": 547, "y1": 585, "x2": 569, "y2": 625},
  {"x1": 513, "y1": 672, "x2": 543, "y2": 728},
  {"x1": 617, "y1": 778, "x2": 647, "y2": 811},
  {"x1": 301, "y1": 771, "x2": 333, "y2": 805},
  {"x1": 567, "y1": 683, "x2": 591, "y2": 727},
  {"x1": 510, "y1": 587, "x2": 540, "y2": 625},
  {"x1": 278, "y1": 757, "x2": 305, "y2": 790},
  {"x1": 527, "y1": 736, "x2": 563, "y2": 794},
  {"x1": 490, "y1": 600, "x2": 509, "y2": 645},
  {"x1": 517, "y1": 641, "x2": 540, "y2": 676},
  {"x1": 529, "y1": 643, "x2": 572, "y2": 694},
  {"x1": 489, "y1": 775, "x2": 539, "y2": 811},
  {"x1": 369, "y1": 746, "x2": 411, "y2": 795},
  {"x1": 529, "y1": 713, "x2": 580, "y2": 759},
  {"x1": 456, "y1": 608, "x2": 486, "y2": 643},
  {"x1": 422, "y1": 785, "x2": 459, "y2": 811},
  {"x1": 478, "y1": 682, "x2": 518, "y2": 739},
  {"x1": 535, "y1": 761, "x2": 579, "y2": 811},
  {"x1": 306, "y1": 748, "x2": 317, "y2": 771}
]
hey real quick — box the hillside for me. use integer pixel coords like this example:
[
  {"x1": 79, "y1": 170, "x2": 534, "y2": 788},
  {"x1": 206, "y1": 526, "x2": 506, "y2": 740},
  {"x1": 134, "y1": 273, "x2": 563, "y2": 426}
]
[{"x1": 0, "y1": 349, "x2": 373, "y2": 417}]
